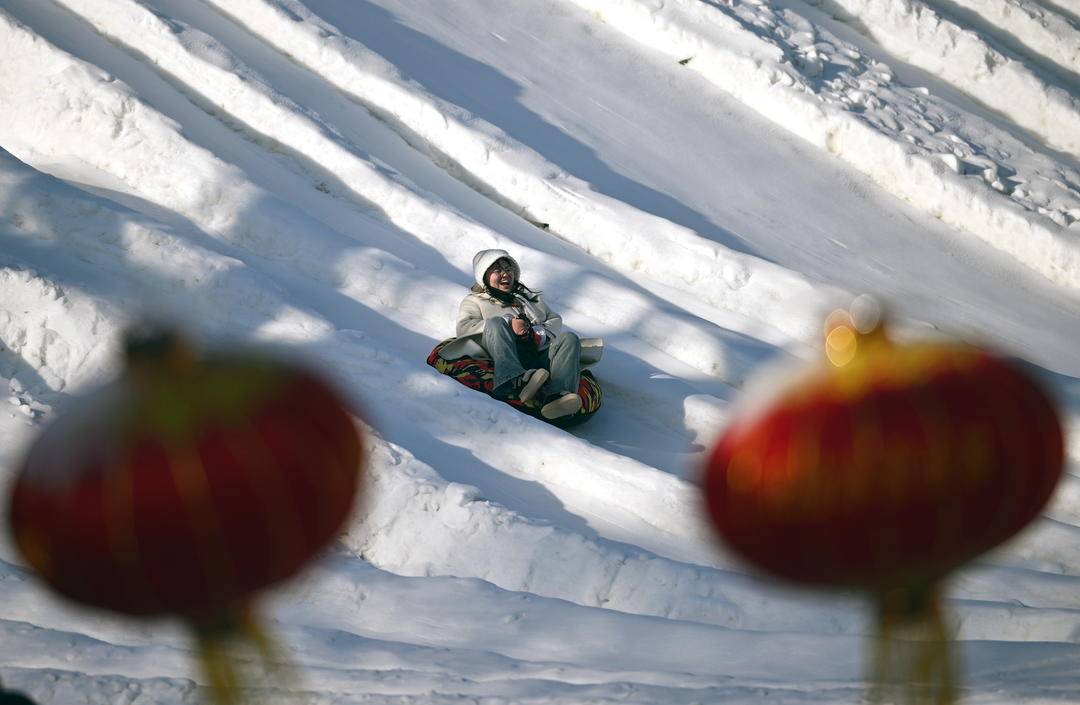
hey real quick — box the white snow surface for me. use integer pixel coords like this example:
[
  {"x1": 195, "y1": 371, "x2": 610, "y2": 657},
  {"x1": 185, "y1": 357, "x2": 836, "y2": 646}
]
[{"x1": 0, "y1": 0, "x2": 1079, "y2": 702}]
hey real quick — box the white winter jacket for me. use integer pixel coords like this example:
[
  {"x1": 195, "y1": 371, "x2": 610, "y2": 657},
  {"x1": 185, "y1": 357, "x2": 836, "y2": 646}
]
[{"x1": 438, "y1": 249, "x2": 562, "y2": 361}]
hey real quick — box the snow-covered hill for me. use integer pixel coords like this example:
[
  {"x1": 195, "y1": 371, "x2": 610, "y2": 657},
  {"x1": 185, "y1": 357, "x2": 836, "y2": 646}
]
[{"x1": 1, "y1": 0, "x2": 1079, "y2": 702}]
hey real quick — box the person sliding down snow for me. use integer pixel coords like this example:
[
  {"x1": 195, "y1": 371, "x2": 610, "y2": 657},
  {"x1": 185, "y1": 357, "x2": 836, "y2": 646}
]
[{"x1": 439, "y1": 249, "x2": 583, "y2": 420}]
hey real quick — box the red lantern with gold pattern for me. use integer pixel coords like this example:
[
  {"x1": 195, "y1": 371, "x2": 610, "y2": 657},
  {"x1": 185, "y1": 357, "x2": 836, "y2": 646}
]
[
  {"x1": 7, "y1": 327, "x2": 364, "y2": 703},
  {"x1": 702, "y1": 301, "x2": 1063, "y2": 704}
]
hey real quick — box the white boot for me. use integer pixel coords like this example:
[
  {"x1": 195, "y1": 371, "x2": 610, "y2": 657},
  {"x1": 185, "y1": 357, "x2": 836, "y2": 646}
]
[
  {"x1": 541, "y1": 392, "x2": 582, "y2": 419},
  {"x1": 518, "y1": 369, "x2": 549, "y2": 403}
]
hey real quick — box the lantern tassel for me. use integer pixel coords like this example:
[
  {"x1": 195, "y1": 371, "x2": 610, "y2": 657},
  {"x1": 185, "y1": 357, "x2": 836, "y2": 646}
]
[
  {"x1": 868, "y1": 583, "x2": 957, "y2": 705},
  {"x1": 195, "y1": 629, "x2": 241, "y2": 705},
  {"x1": 239, "y1": 607, "x2": 303, "y2": 695},
  {"x1": 193, "y1": 606, "x2": 300, "y2": 704}
]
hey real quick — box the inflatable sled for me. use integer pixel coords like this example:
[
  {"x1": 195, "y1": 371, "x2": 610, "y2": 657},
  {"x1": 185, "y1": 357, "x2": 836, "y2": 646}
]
[{"x1": 426, "y1": 338, "x2": 602, "y2": 427}]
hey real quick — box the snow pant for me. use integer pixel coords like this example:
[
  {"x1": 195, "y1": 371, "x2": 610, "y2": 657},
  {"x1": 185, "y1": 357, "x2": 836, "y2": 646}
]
[{"x1": 482, "y1": 317, "x2": 581, "y2": 401}]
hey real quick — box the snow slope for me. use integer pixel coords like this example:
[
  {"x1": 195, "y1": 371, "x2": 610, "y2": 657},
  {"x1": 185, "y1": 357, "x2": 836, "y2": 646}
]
[{"x1": 0, "y1": 0, "x2": 1079, "y2": 702}]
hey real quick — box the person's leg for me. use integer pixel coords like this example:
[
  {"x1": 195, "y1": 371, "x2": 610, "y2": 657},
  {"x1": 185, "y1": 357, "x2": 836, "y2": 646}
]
[
  {"x1": 483, "y1": 318, "x2": 548, "y2": 400},
  {"x1": 483, "y1": 317, "x2": 527, "y2": 395},
  {"x1": 543, "y1": 331, "x2": 581, "y2": 398}
]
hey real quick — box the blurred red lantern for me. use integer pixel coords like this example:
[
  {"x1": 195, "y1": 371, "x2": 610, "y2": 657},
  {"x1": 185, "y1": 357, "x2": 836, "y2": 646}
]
[
  {"x1": 7, "y1": 327, "x2": 363, "y2": 703},
  {"x1": 702, "y1": 301, "x2": 1063, "y2": 704}
]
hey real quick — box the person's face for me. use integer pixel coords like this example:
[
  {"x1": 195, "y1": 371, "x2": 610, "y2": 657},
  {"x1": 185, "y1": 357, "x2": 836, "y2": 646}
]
[{"x1": 486, "y1": 260, "x2": 515, "y2": 292}]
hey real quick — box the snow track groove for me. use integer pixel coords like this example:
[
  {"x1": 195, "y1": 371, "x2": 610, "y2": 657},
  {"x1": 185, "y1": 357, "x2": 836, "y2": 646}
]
[
  {"x1": 557, "y1": 0, "x2": 1080, "y2": 288},
  {"x1": 0, "y1": 615, "x2": 734, "y2": 702},
  {"x1": 4, "y1": 0, "x2": 819, "y2": 389},
  {"x1": 347, "y1": 430, "x2": 845, "y2": 631},
  {"x1": 915, "y1": 0, "x2": 1080, "y2": 85},
  {"x1": 184, "y1": 0, "x2": 844, "y2": 343},
  {"x1": 0, "y1": 145, "x2": 723, "y2": 584},
  {"x1": 0, "y1": 6, "x2": 680, "y2": 389},
  {"x1": 0, "y1": 152, "x2": 730, "y2": 604},
  {"x1": 809, "y1": 0, "x2": 1080, "y2": 155},
  {"x1": 0, "y1": 145, "x2": 777, "y2": 629},
  {"x1": 1037, "y1": 0, "x2": 1080, "y2": 24},
  {"x1": 349, "y1": 427, "x2": 1080, "y2": 641}
]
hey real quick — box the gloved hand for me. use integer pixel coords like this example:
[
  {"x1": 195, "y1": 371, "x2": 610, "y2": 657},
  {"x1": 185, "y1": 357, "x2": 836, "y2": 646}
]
[{"x1": 511, "y1": 314, "x2": 530, "y2": 337}]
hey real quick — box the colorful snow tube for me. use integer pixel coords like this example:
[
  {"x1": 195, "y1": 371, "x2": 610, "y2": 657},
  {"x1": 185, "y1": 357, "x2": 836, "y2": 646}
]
[{"x1": 427, "y1": 339, "x2": 601, "y2": 427}]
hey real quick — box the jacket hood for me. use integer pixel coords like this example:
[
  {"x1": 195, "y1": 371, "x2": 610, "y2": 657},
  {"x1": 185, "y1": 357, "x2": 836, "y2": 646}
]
[{"x1": 472, "y1": 249, "x2": 520, "y2": 288}]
